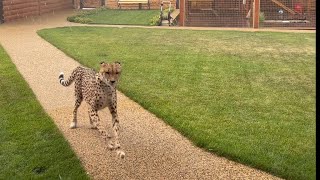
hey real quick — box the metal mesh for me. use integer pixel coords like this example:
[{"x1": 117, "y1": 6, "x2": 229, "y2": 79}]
[
  {"x1": 260, "y1": 0, "x2": 316, "y2": 28},
  {"x1": 184, "y1": 0, "x2": 315, "y2": 28},
  {"x1": 185, "y1": 0, "x2": 252, "y2": 27}
]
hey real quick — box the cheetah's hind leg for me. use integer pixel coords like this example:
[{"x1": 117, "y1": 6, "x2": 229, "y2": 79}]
[{"x1": 70, "y1": 94, "x2": 82, "y2": 129}]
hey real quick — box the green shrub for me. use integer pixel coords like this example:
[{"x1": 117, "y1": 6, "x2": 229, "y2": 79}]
[
  {"x1": 149, "y1": 15, "x2": 161, "y2": 26},
  {"x1": 74, "y1": 17, "x2": 93, "y2": 24},
  {"x1": 259, "y1": 12, "x2": 265, "y2": 23},
  {"x1": 67, "y1": 16, "x2": 76, "y2": 22},
  {"x1": 165, "y1": 7, "x2": 174, "y2": 13},
  {"x1": 67, "y1": 8, "x2": 105, "y2": 23}
]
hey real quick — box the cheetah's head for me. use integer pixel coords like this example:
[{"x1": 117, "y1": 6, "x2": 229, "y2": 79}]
[{"x1": 99, "y1": 61, "x2": 122, "y2": 86}]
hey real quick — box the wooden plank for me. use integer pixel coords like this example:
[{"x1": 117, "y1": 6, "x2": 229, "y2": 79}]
[
  {"x1": 4, "y1": 11, "x2": 38, "y2": 21},
  {"x1": 118, "y1": 0, "x2": 149, "y2": 9},
  {"x1": 180, "y1": 0, "x2": 185, "y2": 26},
  {"x1": 170, "y1": 9, "x2": 179, "y2": 19},
  {"x1": 118, "y1": 2, "x2": 148, "y2": 3},
  {"x1": 3, "y1": 6, "x2": 38, "y2": 16},
  {"x1": 3, "y1": 0, "x2": 38, "y2": 6},
  {"x1": 118, "y1": 0, "x2": 148, "y2": 2},
  {"x1": 81, "y1": 0, "x2": 101, "y2": 7},
  {"x1": 118, "y1": 0, "x2": 148, "y2": 3},
  {"x1": 253, "y1": 0, "x2": 259, "y2": 28},
  {"x1": 270, "y1": 0, "x2": 296, "y2": 15},
  {"x1": 3, "y1": 2, "x2": 39, "y2": 11},
  {"x1": 187, "y1": 0, "x2": 213, "y2": 2},
  {"x1": 2, "y1": 0, "x2": 73, "y2": 22},
  {"x1": 40, "y1": 3, "x2": 73, "y2": 13},
  {"x1": 40, "y1": 0, "x2": 72, "y2": 7}
]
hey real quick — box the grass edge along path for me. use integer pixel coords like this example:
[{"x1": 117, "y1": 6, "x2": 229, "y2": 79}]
[
  {"x1": 37, "y1": 27, "x2": 316, "y2": 180},
  {"x1": 0, "y1": 45, "x2": 89, "y2": 179}
]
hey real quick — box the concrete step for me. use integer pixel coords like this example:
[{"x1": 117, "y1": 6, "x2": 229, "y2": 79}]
[{"x1": 161, "y1": 20, "x2": 169, "y2": 26}]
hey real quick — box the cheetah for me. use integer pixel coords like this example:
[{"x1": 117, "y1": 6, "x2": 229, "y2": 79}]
[{"x1": 59, "y1": 61, "x2": 125, "y2": 158}]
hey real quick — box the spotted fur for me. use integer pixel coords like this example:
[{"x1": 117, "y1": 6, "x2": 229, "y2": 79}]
[{"x1": 59, "y1": 62, "x2": 125, "y2": 158}]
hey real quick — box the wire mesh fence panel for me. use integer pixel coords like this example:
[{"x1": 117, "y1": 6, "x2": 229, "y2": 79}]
[
  {"x1": 185, "y1": 0, "x2": 253, "y2": 27},
  {"x1": 183, "y1": 0, "x2": 315, "y2": 28},
  {"x1": 260, "y1": 0, "x2": 315, "y2": 28}
]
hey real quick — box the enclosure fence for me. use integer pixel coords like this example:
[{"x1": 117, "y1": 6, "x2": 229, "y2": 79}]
[
  {"x1": 0, "y1": 0, "x2": 315, "y2": 28},
  {"x1": 181, "y1": 0, "x2": 315, "y2": 28}
]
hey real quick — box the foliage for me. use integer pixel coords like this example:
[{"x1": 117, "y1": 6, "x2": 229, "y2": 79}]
[
  {"x1": 161, "y1": 7, "x2": 175, "y2": 20},
  {"x1": 67, "y1": 8, "x2": 105, "y2": 23},
  {"x1": 68, "y1": 16, "x2": 92, "y2": 24},
  {"x1": 149, "y1": 15, "x2": 161, "y2": 26},
  {"x1": 259, "y1": 12, "x2": 265, "y2": 23}
]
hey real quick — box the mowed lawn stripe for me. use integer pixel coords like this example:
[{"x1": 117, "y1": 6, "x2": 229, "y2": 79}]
[{"x1": 0, "y1": 45, "x2": 89, "y2": 179}]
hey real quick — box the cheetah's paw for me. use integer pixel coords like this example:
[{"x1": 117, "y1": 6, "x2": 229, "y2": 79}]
[
  {"x1": 106, "y1": 133, "x2": 112, "y2": 138},
  {"x1": 116, "y1": 150, "x2": 125, "y2": 159},
  {"x1": 108, "y1": 142, "x2": 115, "y2": 150},
  {"x1": 90, "y1": 125, "x2": 97, "y2": 129},
  {"x1": 70, "y1": 122, "x2": 77, "y2": 129},
  {"x1": 114, "y1": 142, "x2": 121, "y2": 149}
]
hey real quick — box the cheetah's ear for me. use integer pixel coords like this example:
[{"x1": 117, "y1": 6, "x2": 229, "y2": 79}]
[
  {"x1": 100, "y1": 61, "x2": 108, "y2": 68},
  {"x1": 115, "y1": 61, "x2": 121, "y2": 65}
]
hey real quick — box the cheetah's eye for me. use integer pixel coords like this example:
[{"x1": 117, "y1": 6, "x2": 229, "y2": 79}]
[{"x1": 106, "y1": 72, "x2": 110, "y2": 74}]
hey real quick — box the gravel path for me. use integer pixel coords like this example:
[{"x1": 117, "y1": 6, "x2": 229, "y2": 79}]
[{"x1": 0, "y1": 9, "x2": 295, "y2": 179}]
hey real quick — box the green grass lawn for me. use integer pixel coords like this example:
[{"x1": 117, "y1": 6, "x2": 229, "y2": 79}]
[
  {"x1": 37, "y1": 27, "x2": 316, "y2": 180},
  {"x1": 0, "y1": 45, "x2": 89, "y2": 179},
  {"x1": 68, "y1": 9, "x2": 160, "y2": 25}
]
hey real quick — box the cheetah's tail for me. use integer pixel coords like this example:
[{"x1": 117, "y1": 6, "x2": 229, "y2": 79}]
[
  {"x1": 59, "y1": 72, "x2": 73, "y2": 87},
  {"x1": 59, "y1": 72, "x2": 65, "y2": 86}
]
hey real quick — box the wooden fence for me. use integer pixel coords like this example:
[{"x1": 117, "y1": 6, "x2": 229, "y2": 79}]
[{"x1": 1, "y1": 0, "x2": 73, "y2": 22}]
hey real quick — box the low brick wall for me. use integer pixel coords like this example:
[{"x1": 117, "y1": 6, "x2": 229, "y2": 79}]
[{"x1": 2, "y1": 0, "x2": 73, "y2": 22}]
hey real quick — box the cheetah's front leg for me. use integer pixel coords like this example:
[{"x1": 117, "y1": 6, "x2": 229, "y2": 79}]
[
  {"x1": 88, "y1": 108, "x2": 108, "y2": 139},
  {"x1": 88, "y1": 113, "x2": 112, "y2": 138},
  {"x1": 108, "y1": 105, "x2": 125, "y2": 159}
]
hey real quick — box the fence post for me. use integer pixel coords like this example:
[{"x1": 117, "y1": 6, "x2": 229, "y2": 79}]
[
  {"x1": 253, "y1": 0, "x2": 260, "y2": 28},
  {"x1": 80, "y1": 0, "x2": 84, "y2": 9},
  {"x1": 0, "y1": 0, "x2": 3, "y2": 23},
  {"x1": 38, "y1": 0, "x2": 41, "y2": 15},
  {"x1": 179, "y1": 0, "x2": 185, "y2": 26}
]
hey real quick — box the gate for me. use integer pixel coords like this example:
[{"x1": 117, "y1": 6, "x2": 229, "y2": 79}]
[{"x1": 80, "y1": 0, "x2": 103, "y2": 8}]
